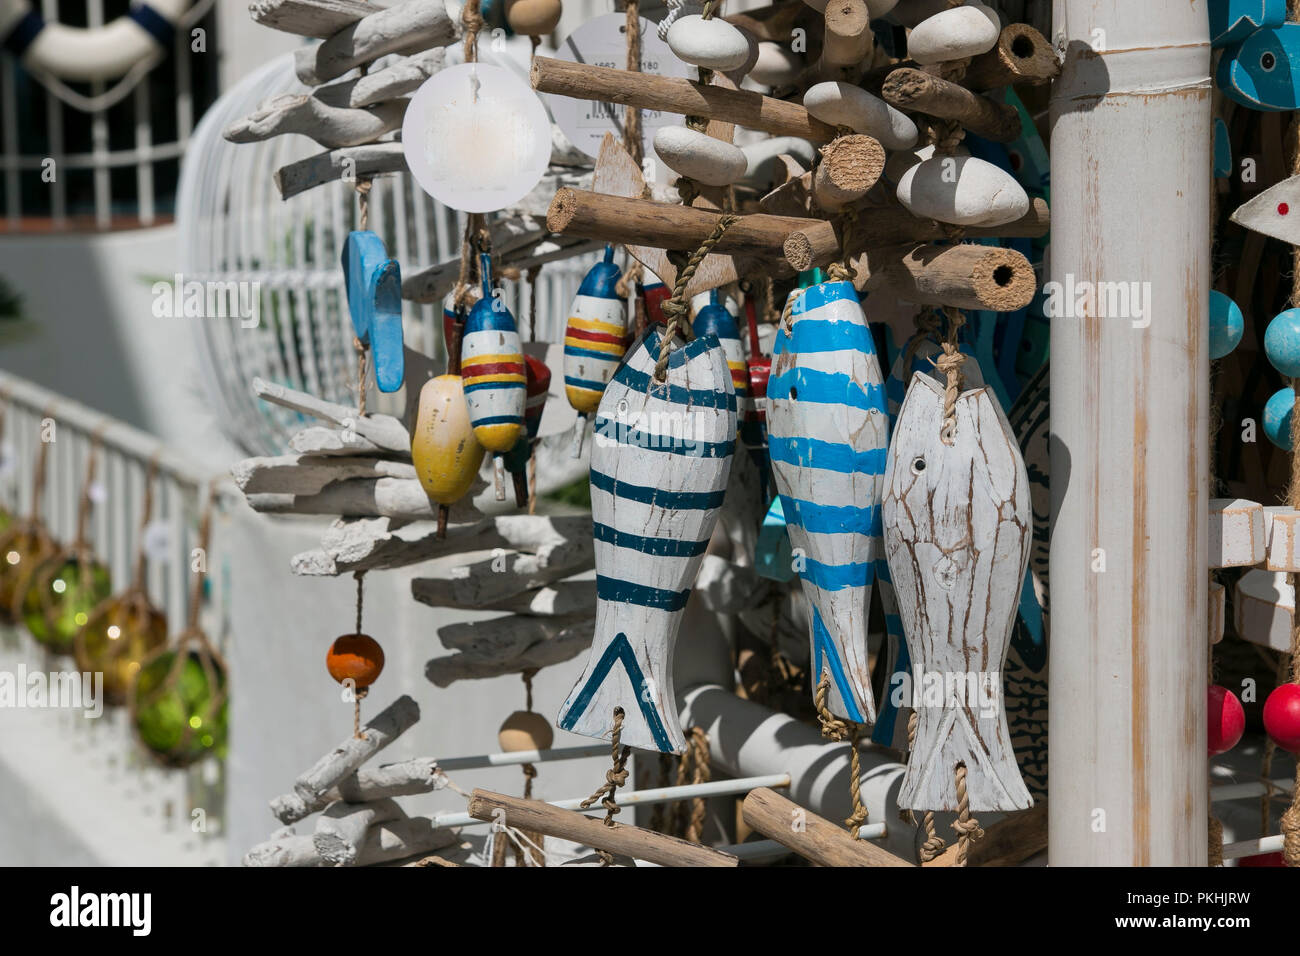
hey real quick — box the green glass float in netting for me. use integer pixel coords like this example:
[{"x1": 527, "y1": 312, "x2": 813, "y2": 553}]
[
  {"x1": 75, "y1": 591, "x2": 167, "y2": 705},
  {"x1": 0, "y1": 523, "x2": 57, "y2": 623},
  {"x1": 131, "y1": 642, "x2": 228, "y2": 768},
  {"x1": 22, "y1": 553, "x2": 111, "y2": 653}
]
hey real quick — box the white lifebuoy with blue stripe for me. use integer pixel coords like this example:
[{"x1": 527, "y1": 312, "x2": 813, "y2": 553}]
[{"x1": 0, "y1": 0, "x2": 190, "y2": 83}]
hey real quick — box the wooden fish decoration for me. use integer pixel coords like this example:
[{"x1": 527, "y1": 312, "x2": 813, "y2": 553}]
[
  {"x1": 767, "y1": 280, "x2": 887, "y2": 724},
  {"x1": 557, "y1": 328, "x2": 736, "y2": 754},
  {"x1": 1230, "y1": 173, "x2": 1300, "y2": 242},
  {"x1": 341, "y1": 231, "x2": 404, "y2": 392},
  {"x1": 502, "y1": 354, "x2": 553, "y2": 507},
  {"x1": 462, "y1": 253, "x2": 526, "y2": 460},
  {"x1": 564, "y1": 245, "x2": 629, "y2": 455},
  {"x1": 883, "y1": 373, "x2": 1033, "y2": 812},
  {"x1": 1209, "y1": 0, "x2": 1285, "y2": 48},
  {"x1": 1217, "y1": 23, "x2": 1300, "y2": 110},
  {"x1": 742, "y1": 294, "x2": 772, "y2": 497}
]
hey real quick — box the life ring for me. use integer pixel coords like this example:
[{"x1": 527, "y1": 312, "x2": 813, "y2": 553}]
[{"x1": 0, "y1": 0, "x2": 191, "y2": 84}]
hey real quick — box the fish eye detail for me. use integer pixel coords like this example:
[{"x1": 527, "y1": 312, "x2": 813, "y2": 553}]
[
  {"x1": 911, "y1": 457, "x2": 927, "y2": 475},
  {"x1": 1262, "y1": 51, "x2": 1277, "y2": 72}
]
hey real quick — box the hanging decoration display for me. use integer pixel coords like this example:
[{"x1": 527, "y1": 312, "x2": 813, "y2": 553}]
[{"x1": 0, "y1": 411, "x2": 57, "y2": 623}]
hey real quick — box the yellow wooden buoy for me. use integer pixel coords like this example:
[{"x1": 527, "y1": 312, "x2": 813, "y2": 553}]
[
  {"x1": 412, "y1": 374, "x2": 485, "y2": 536},
  {"x1": 498, "y1": 709, "x2": 555, "y2": 752},
  {"x1": 505, "y1": 0, "x2": 562, "y2": 37}
]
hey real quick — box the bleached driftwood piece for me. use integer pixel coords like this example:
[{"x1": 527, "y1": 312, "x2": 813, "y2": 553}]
[
  {"x1": 1209, "y1": 498, "x2": 1265, "y2": 568},
  {"x1": 436, "y1": 611, "x2": 593, "y2": 662},
  {"x1": 881, "y1": 68, "x2": 1021, "y2": 143},
  {"x1": 289, "y1": 425, "x2": 388, "y2": 456},
  {"x1": 232, "y1": 455, "x2": 417, "y2": 495},
  {"x1": 253, "y1": 377, "x2": 410, "y2": 453},
  {"x1": 466, "y1": 789, "x2": 739, "y2": 867},
  {"x1": 294, "y1": 695, "x2": 420, "y2": 802},
  {"x1": 224, "y1": 95, "x2": 407, "y2": 149},
  {"x1": 315, "y1": 49, "x2": 446, "y2": 109},
  {"x1": 244, "y1": 816, "x2": 457, "y2": 867},
  {"x1": 250, "y1": 0, "x2": 375, "y2": 38},
  {"x1": 555, "y1": 331, "x2": 735, "y2": 755},
  {"x1": 742, "y1": 788, "x2": 913, "y2": 867},
  {"x1": 425, "y1": 618, "x2": 595, "y2": 685},
  {"x1": 1234, "y1": 570, "x2": 1295, "y2": 653},
  {"x1": 1264, "y1": 507, "x2": 1300, "y2": 572},
  {"x1": 1209, "y1": 580, "x2": 1224, "y2": 646},
  {"x1": 413, "y1": 544, "x2": 594, "y2": 606},
  {"x1": 314, "y1": 798, "x2": 405, "y2": 865},
  {"x1": 271, "y1": 757, "x2": 443, "y2": 824},
  {"x1": 276, "y1": 141, "x2": 407, "y2": 200},
  {"x1": 856, "y1": 242, "x2": 1037, "y2": 312},
  {"x1": 883, "y1": 374, "x2": 1033, "y2": 813},
  {"x1": 294, "y1": 0, "x2": 458, "y2": 86}
]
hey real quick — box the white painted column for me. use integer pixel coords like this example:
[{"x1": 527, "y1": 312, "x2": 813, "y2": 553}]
[{"x1": 1048, "y1": 0, "x2": 1211, "y2": 864}]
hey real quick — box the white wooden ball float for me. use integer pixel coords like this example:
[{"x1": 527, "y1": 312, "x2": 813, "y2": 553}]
[
  {"x1": 803, "y1": 81, "x2": 919, "y2": 151},
  {"x1": 666, "y1": 15, "x2": 752, "y2": 72},
  {"x1": 897, "y1": 155, "x2": 1031, "y2": 228},
  {"x1": 653, "y1": 125, "x2": 750, "y2": 187},
  {"x1": 906, "y1": 2, "x2": 1002, "y2": 65}
]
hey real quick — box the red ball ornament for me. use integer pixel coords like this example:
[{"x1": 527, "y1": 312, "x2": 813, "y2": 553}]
[
  {"x1": 1207, "y1": 685, "x2": 1245, "y2": 755},
  {"x1": 1262, "y1": 683, "x2": 1300, "y2": 753},
  {"x1": 326, "y1": 633, "x2": 385, "y2": 689}
]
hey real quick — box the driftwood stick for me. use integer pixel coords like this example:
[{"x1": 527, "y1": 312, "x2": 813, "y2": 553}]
[
  {"x1": 295, "y1": 0, "x2": 458, "y2": 86},
  {"x1": 531, "y1": 56, "x2": 839, "y2": 142},
  {"x1": 314, "y1": 798, "x2": 405, "y2": 865},
  {"x1": 414, "y1": 578, "x2": 596, "y2": 615},
  {"x1": 271, "y1": 757, "x2": 443, "y2": 824},
  {"x1": 293, "y1": 695, "x2": 421, "y2": 802},
  {"x1": 811, "y1": 134, "x2": 884, "y2": 213},
  {"x1": 224, "y1": 94, "x2": 407, "y2": 149},
  {"x1": 858, "y1": 242, "x2": 1037, "y2": 312},
  {"x1": 275, "y1": 141, "x2": 407, "y2": 200},
  {"x1": 315, "y1": 49, "x2": 446, "y2": 109},
  {"x1": 244, "y1": 816, "x2": 457, "y2": 867},
  {"x1": 742, "y1": 787, "x2": 914, "y2": 867},
  {"x1": 249, "y1": 0, "x2": 375, "y2": 38},
  {"x1": 784, "y1": 197, "x2": 1051, "y2": 270},
  {"x1": 232, "y1": 455, "x2": 417, "y2": 496},
  {"x1": 881, "y1": 68, "x2": 1021, "y2": 143},
  {"x1": 252, "y1": 377, "x2": 410, "y2": 452},
  {"x1": 425, "y1": 619, "x2": 594, "y2": 685},
  {"x1": 548, "y1": 188, "x2": 819, "y2": 257},
  {"x1": 822, "y1": 0, "x2": 872, "y2": 68},
  {"x1": 289, "y1": 426, "x2": 387, "y2": 457},
  {"x1": 963, "y1": 24, "x2": 1061, "y2": 91},
  {"x1": 467, "y1": 789, "x2": 739, "y2": 867}
]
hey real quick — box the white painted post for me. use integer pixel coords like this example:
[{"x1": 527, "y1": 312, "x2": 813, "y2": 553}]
[{"x1": 1048, "y1": 0, "x2": 1211, "y2": 864}]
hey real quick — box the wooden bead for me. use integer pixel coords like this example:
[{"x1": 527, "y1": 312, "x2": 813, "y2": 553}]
[
  {"x1": 498, "y1": 709, "x2": 555, "y2": 752},
  {"x1": 1207, "y1": 685, "x2": 1245, "y2": 755},
  {"x1": 1265, "y1": 307, "x2": 1300, "y2": 375},
  {"x1": 653, "y1": 125, "x2": 749, "y2": 186},
  {"x1": 666, "y1": 15, "x2": 751, "y2": 71},
  {"x1": 327, "y1": 633, "x2": 385, "y2": 688},
  {"x1": 1263, "y1": 386, "x2": 1294, "y2": 450},
  {"x1": 505, "y1": 0, "x2": 562, "y2": 36},
  {"x1": 1262, "y1": 683, "x2": 1300, "y2": 753},
  {"x1": 896, "y1": 155, "x2": 1030, "y2": 227},
  {"x1": 1210, "y1": 290, "x2": 1244, "y2": 360},
  {"x1": 411, "y1": 374, "x2": 486, "y2": 506},
  {"x1": 1265, "y1": 506, "x2": 1300, "y2": 571},
  {"x1": 803, "y1": 81, "x2": 917, "y2": 150},
  {"x1": 906, "y1": 3, "x2": 1001, "y2": 65}
]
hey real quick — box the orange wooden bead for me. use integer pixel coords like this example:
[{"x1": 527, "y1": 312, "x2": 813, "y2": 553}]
[{"x1": 326, "y1": 633, "x2": 385, "y2": 688}]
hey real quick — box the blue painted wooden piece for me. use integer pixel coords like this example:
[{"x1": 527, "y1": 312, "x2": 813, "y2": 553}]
[{"x1": 342, "y1": 230, "x2": 405, "y2": 393}]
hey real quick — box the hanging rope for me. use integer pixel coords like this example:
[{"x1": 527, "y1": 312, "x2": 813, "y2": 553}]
[
  {"x1": 29, "y1": 405, "x2": 56, "y2": 528},
  {"x1": 461, "y1": 0, "x2": 482, "y2": 63},
  {"x1": 814, "y1": 672, "x2": 870, "y2": 838},
  {"x1": 951, "y1": 763, "x2": 985, "y2": 866},
  {"x1": 907, "y1": 711, "x2": 947, "y2": 862},
  {"x1": 578, "y1": 707, "x2": 632, "y2": 866},
  {"x1": 670, "y1": 726, "x2": 711, "y2": 842},
  {"x1": 934, "y1": 306, "x2": 967, "y2": 445},
  {"x1": 655, "y1": 215, "x2": 740, "y2": 382},
  {"x1": 1282, "y1": 84, "x2": 1300, "y2": 868},
  {"x1": 352, "y1": 571, "x2": 368, "y2": 738},
  {"x1": 624, "y1": 0, "x2": 644, "y2": 167}
]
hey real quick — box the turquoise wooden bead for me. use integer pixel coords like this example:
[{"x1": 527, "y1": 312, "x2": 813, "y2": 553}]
[
  {"x1": 1209, "y1": 290, "x2": 1244, "y2": 360},
  {"x1": 1266, "y1": 308, "x2": 1300, "y2": 376},
  {"x1": 1264, "y1": 387, "x2": 1296, "y2": 450}
]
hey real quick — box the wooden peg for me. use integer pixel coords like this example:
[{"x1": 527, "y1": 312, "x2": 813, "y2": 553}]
[
  {"x1": 1209, "y1": 498, "x2": 1266, "y2": 568},
  {"x1": 1234, "y1": 569, "x2": 1294, "y2": 652},
  {"x1": 741, "y1": 788, "x2": 914, "y2": 867},
  {"x1": 812, "y1": 134, "x2": 885, "y2": 212},
  {"x1": 881, "y1": 68, "x2": 1022, "y2": 143},
  {"x1": 530, "y1": 56, "x2": 841, "y2": 142},
  {"x1": 822, "y1": 0, "x2": 872, "y2": 68},
  {"x1": 466, "y1": 789, "x2": 740, "y2": 867},
  {"x1": 857, "y1": 243, "x2": 1037, "y2": 312}
]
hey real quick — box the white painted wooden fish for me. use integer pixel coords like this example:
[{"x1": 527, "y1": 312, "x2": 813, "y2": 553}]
[
  {"x1": 1230, "y1": 173, "x2": 1300, "y2": 244},
  {"x1": 883, "y1": 373, "x2": 1033, "y2": 812},
  {"x1": 556, "y1": 328, "x2": 736, "y2": 754},
  {"x1": 767, "y1": 280, "x2": 887, "y2": 724}
]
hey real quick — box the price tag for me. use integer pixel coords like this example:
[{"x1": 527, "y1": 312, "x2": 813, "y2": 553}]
[
  {"x1": 548, "y1": 14, "x2": 694, "y2": 160},
  {"x1": 402, "y1": 61, "x2": 552, "y2": 214}
]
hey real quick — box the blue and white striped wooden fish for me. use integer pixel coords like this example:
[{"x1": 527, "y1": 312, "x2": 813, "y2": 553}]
[
  {"x1": 557, "y1": 328, "x2": 736, "y2": 754},
  {"x1": 767, "y1": 281, "x2": 888, "y2": 725}
]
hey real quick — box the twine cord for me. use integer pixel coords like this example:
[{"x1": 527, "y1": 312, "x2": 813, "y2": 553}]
[
  {"x1": 952, "y1": 763, "x2": 984, "y2": 866},
  {"x1": 578, "y1": 707, "x2": 632, "y2": 865},
  {"x1": 461, "y1": 0, "x2": 482, "y2": 63},
  {"x1": 814, "y1": 672, "x2": 869, "y2": 837},
  {"x1": 655, "y1": 214, "x2": 739, "y2": 382},
  {"x1": 931, "y1": 307, "x2": 967, "y2": 445},
  {"x1": 624, "y1": 0, "x2": 644, "y2": 167},
  {"x1": 907, "y1": 709, "x2": 946, "y2": 861}
]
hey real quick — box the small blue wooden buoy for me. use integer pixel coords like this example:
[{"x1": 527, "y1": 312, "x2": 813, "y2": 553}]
[
  {"x1": 1264, "y1": 386, "x2": 1295, "y2": 450},
  {"x1": 1209, "y1": 0, "x2": 1286, "y2": 48},
  {"x1": 342, "y1": 231, "x2": 405, "y2": 392},
  {"x1": 1210, "y1": 290, "x2": 1245, "y2": 360},
  {"x1": 1266, "y1": 308, "x2": 1300, "y2": 375},
  {"x1": 1217, "y1": 23, "x2": 1300, "y2": 111}
]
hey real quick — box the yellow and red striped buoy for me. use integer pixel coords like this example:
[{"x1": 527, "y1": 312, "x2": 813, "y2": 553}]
[{"x1": 564, "y1": 245, "x2": 628, "y2": 455}]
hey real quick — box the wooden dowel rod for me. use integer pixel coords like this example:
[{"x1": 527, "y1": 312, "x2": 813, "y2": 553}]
[
  {"x1": 531, "y1": 56, "x2": 840, "y2": 142},
  {"x1": 963, "y1": 23, "x2": 1061, "y2": 91},
  {"x1": 822, "y1": 0, "x2": 871, "y2": 68},
  {"x1": 548, "y1": 187, "x2": 820, "y2": 257},
  {"x1": 741, "y1": 788, "x2": 914, "y2": 867},
  {"x1": 466, "y1": 789, "x2": 740, "y2": 867},
  {"x1": 784, "y1": 197, "x2": 1051, "y2": 270},
  {"x1": 858, "y1": 242, "x2": 1037, "y2": 312},
  {"x1": 811, "y1": 134, "x2": 884, "y2": 213},
  {"x1": 882, "y1": 68, "x2": 1022, "y2": 143}
]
